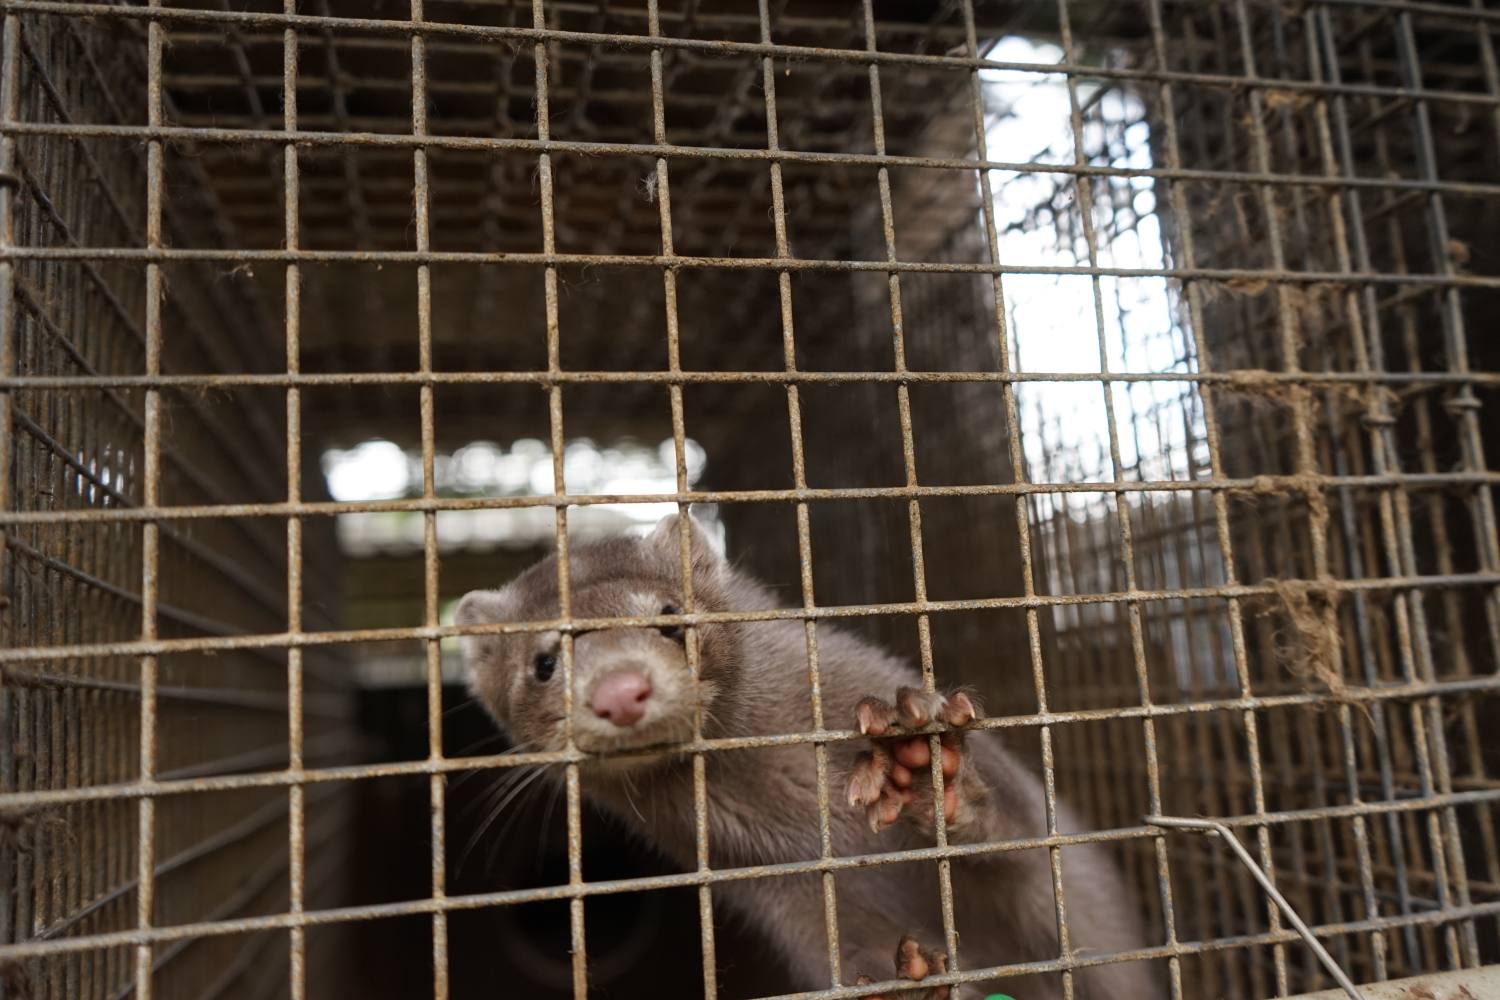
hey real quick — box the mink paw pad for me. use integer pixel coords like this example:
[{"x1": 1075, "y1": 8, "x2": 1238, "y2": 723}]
[
  {"x1": 854, "y1": 934, "x2": 952, "y2": 999},
  {"x1": 846, "y1": 686, "x2": 979, "y2": 832}
]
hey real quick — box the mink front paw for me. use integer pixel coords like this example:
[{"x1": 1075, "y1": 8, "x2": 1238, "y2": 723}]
[
  {"x1": 854, "y1": 934, "x2": 952, "y2": 999},
  {"x1": 846, "y1": 686, "x2": 980, "y2": 833}
]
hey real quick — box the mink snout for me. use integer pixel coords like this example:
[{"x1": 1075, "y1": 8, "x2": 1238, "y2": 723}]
[{"x1": 591, "y1": 670, "x2": 653, "y2": 727}]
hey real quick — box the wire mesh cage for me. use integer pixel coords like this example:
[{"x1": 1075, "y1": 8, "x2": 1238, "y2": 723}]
[{"x1": 1, "y1": 0, "x2": 1498, "y2": 998}]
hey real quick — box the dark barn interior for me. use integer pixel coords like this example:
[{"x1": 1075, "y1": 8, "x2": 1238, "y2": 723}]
[{"x1": 3, "y1": 1, "x2": 1500, "y2": 998}]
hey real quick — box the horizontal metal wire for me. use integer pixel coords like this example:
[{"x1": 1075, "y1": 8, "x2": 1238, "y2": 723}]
[
  {"x1": 2, "y1": 668, "x2": 1497, "y2": 809},
  {"x1": 0, "y1": 667, "x2": 349, "y2": 719},
  {"x1": 6, "y1": 241, "x2": 1500, "y2": 294},
  {"x1": 3, "y1": 368, "x2": 1498, "y2": 390},
  {"x1": 10, "y1": 0, "x2": 1500, "y2": 109},
  {"x1": 8, "y1": 119, "x2": 1500, "y2": 203},
  {"x1": 1, "y1": 805, "x2": 1496, "y2": 970},
  {"x1": 164, "y1": 0, "x2": 976, "y2": 45},
  {"x1": 2, "y1": 473, "x2": 1496, "y2": 530},
  {"x1": 1, "y1": 568, "x2": 1495, "y2": 662}
]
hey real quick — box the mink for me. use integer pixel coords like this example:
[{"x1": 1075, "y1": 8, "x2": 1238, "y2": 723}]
[{"x1": 457, "y1": 514, "x2": 1157, "y2": 999}]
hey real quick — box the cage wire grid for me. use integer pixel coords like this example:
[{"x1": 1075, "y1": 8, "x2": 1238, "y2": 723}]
[{"x1": 0, "y1": 0, "x2": 1498, "y2": 998}]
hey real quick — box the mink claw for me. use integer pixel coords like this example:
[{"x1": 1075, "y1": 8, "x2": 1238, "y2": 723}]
[
  {"x1": 856, "y1": 696, "x2": 897, "y2": 737},
  {"x1": 895, "y1": 686, "x2": 944, "y2": 728},
  {"x1": 894, "y1": 935, "x2": 930, "y2": 980},
  {"x1": 848, "y1": 746, "x2": 891, "y2": 807},
  {"x1": 892, "y1": 934, "x2": 951, "y2": 1000},
  {"x1": 853, "y1": 934, "x2": 952, "y2": 1000},
  {"x1": 940, "y1": 689, "x2": 981, "y2": 728},
  {"x1": 866, "y1": 784, "x2": 905, "y2": 833}
]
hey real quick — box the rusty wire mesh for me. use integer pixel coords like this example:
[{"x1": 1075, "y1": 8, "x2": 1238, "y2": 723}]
[{"x1": 1, "y1": 0, "x2": 1498, "y2": 998}]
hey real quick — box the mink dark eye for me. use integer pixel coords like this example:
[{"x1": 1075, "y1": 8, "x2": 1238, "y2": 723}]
[
  {"x1": 659, "y1": 604, "x2": 684, "y2": 641},
  {"x1": 533, "y1": 652, "x2": 557, "y2": 682}
]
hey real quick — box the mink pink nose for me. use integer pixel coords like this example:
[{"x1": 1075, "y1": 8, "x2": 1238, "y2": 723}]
[{"x1": 591, "y1": 671, "x2": 652, "y2": 727}]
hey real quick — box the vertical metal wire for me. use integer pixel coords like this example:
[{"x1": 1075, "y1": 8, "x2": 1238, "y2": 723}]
[
  {"x1": 136, "y1": 5, "x2": 166, "y2": 997},
  {"x1": 651, "y1": 13, "x2": 720, "y2": 1000},
  {"x1": 1332, "y1": 13, "x2": 1464, "y2": 976},
  {"x1": 0, "y1": 11, "x2": 20, "y2": 992},
  {"x1": 1050, "y1": 3, "x2": 1181, "y2": 995},
  {"x1": 642, "y1": 4, "x2": 721, "y2": 994},
  {"x1": 1260, "y1": 14, "x2": 1357, "y2": 980},
  {"x1": 857, "y1": 0, "x2": 961, "y2": 974},
  {"x1": 1119, "y1": 259, "x2": 1217, "y2": 992},
  {"x1": 1391, "y1": 8, "x2": 1488, "y2": 970},
  {"x1": 408, "y1": 6, "x2": 450, "y2": 996},
  {"x1": 281, "y1": 4, "x2": 307, "y2": 996},
  {"x1": 1454, "y1": 11, "x2": 1500, "y2": 956},
  {"x1": 1358, "y1": 30, "x2": 1456, "y2": 974},
  {"x1": 1307, "y1": 6, "x2": 1424, "y2": 977},
  {"x1": 1144, "y1": 2, "x2": 1282, "y2": 993},
  {"x1": 524, "y1": 4, "x2": 587, "y2": 995},
  {"x1": 749, "y1": 0, "x2": 849, "y2": 984},
  {"x1": 955, "y1": 0, "x2": 1078, "y2": 993},
  {"x1": 1229, "y1": 1, "x2": 1356, "y2": 989}
]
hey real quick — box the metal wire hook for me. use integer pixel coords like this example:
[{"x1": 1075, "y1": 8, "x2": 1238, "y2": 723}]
[{"x1": 1146, "y1": 815, "x2": 1367, "y2": 1000}]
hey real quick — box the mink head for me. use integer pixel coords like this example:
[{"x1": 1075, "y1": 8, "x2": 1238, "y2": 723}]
[{"x1": 456, "y1": 514, "x2": 741, "y2": 769}]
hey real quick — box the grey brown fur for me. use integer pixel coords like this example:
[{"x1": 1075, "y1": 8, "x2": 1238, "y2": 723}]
[{"x1": 457, "y1": 515, "x2": 1157, "y2": 998}]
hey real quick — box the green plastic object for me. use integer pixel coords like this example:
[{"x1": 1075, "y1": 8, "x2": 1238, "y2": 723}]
[{"x1": 984, "y1": 995, "x2": 1017, "y2": 1000}]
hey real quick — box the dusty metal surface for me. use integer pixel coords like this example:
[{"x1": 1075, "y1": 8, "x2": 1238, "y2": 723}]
[
  {"x1": 1281, "y1": 964, "x2": 1500, "y2": 1000},
  {"x1": 0, "y1": 0, "x2": 1496, "y2": 999}
]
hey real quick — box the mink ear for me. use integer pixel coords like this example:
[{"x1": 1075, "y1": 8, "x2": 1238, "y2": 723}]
[
  {"x1": 648, "y1": 511, "x2": 725, "y2": 579},
  {"x1": 454, "y1": 586, "x2": 516, "y2": 687},
  {"x1": 455, "y1": 586, "x2": 515, "y2": 626}
]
